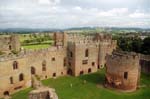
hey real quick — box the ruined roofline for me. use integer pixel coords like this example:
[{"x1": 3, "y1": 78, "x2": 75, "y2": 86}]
[
  {"x1": 68, "y1": 40, "x2": 111, "y2": 46},
  {"x1": 0, "y1": 46, "x2": 65, "y2": 62},
  {"x1": 107, "y1": 50, "x2": 140, "y2": 61},
  {"x1": 140, "y1": 54, "x2": 150, "y2": 61},
  {"x1": 108, "y1": 50, "x2": 150, "y2": 61},
  {"x1": 68, "y1": 33, "x2": 112, "y2": 39},
  {"x1": 68, "y1": 39, "x2": 116, "y2": 46}
]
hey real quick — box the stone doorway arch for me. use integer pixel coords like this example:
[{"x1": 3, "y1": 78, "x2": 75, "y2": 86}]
[
  {"x1": 88, "y1": 68, "x2": 91, "y2": 73},
  {"x1": 3, "y1": 91, "x2": 9, "y2": 96},
  {"x1": 80, "y1": 71, "x2": 84, "y2": 75},
  {"x1": 67, "y1": 69, "x2": 72, "y2": 75}
]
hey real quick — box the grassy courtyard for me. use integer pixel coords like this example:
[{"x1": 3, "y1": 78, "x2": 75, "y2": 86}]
[{"x1": 7, "y1": 69, "x2": 150, "y2": 99}]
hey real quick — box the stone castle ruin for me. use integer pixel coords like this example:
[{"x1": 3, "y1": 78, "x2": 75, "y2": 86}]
[
  {"x1": 0, "y1": 34, "x2": 20, "y2": 54},
  {"x1": 0, "y1": 32, "x2": 149, "y2": 98},
  {"x1": 105, "y1": 51, "x2": 141, "y2": 91},
  {"x1": 0, "y1": 32, "x2": 117, "y2": 98}
]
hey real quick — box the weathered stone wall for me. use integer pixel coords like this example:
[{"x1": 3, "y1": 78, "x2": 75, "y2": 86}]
[
  {"x1": 140, "y1": 54, "x2": 150, "y2": 74},
  {"x1": 0, "y1": 32, "x2": 117, "y2": 98},
  {"x1": 67, "y1": 33, "x2": 117, "y2": 76},
  {"x1": 105, "y1": 51, "x2": 140, "y2": 91},
  {"x1": 53, "y1": 32, "x2": 68, "y2": 47},
  {"x1": 68, "y1": 41, "x2": 99, "y2": 76},
  {"x1": 29, "y1": 87, "x2": 58, "y2": 99},
  {"x1": 0, "y1": 34, "x2": 20, "y2": 53},
  {"x1": 10, "y1": 34, "x2": 20, "y2": 52},
  {"x1": 0, "y1": 46, "x2": 67, "y2": 98},
  {"x1": 0, "y1": 56, "x2": 31, "y2": 97},
  {"x1": 27, "y1": 46, "x2": 67, "y2": 79}
]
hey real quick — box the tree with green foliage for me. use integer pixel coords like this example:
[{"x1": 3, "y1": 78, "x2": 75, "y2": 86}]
[
  {"x1": 141, "y1": 37, "x2": 150, "y2": 54},
  {"x1": 131, "y1": 38, "x2": 142, "y2": 53},
  {"x1": 116, "y1": 36, "x2": 150, "y2": 55}
]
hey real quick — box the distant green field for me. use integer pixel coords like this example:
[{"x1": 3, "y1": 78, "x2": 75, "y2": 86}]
[
  {"x1": 22, "y1": 44, "x2": 50, "y2": 50},
  {"x1": 20, "y1": 33, "x2": 54, "y2": 50},
  {"x1": 6, "y1": 69, "x2": 150, "y2": 99}
]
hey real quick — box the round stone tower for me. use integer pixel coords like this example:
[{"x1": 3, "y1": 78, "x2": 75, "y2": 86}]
[{"x1": 105, "y1": 50, "x2": 140, "y2": 92}]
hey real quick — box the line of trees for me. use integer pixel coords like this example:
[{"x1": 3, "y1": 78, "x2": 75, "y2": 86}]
[
  {"x1": 22, "y1": 34, "x2": 53, "y2": 46},
  {"x1": 115, "y1": 36, "x2": 150, "y2": 55}
]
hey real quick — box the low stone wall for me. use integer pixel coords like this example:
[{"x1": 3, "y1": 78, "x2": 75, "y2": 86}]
[{"x1": 29, "y1": 87, "x2": 58, "y2": 99}]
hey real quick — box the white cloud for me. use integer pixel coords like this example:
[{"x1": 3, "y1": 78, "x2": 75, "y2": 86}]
[
  {"x1": 129, "y1": 12, "x2": 150, "y2": 18},
  {"x1": 38, "y1": 0, "x2": 51, "y2": 4},
  {"x1": 97, "y1": 8, "x2": 128, "y2": 17},
  {"x1": 73, "y1": 6, "x2": 82, "y2": 11},
  {"x1": 38, "y1": 0, "x2": 60, "y2": 5}
]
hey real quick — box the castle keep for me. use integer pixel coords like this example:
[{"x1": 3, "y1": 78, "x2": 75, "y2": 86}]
[{"x1": 0, "y1": 32, "x2": 117, "y2": 98}]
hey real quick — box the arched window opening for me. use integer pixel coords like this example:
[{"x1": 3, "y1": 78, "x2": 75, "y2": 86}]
[
  {"x1": 10, "y1": 77, "x2": 13, "y2": 84},
  {"x1": 80, "y1": 71, "x2": 84, "y2": 75},
  {"x1": 88, "y1": 68, "x2": 91, "y2": 73},
  {"x1": 13, "y1": 61, "x2": 18, "y2": 70},
  {"x1": 9, "y1": 45, "x2": 12, "y2": 50},
  {"x1": 19, "y1": 73, "x2": 24, "y2": 81},
  {"x1": 31, "y1": 67, "x2": 36, "y2": 75},
  {"x1": 53, "y1": 73, "x2": 56, "y2": 77},
  {"x1": 85, "y1": 49, "x2": 89, "y2": 57},
  {"x1": 42, "y1": 60, "x2": 46, "y2": 71},
  {"x1": 70, "y1": 51, "x2": 73, "y2": 57},
  {"x1": 124, "y1": 72, "x2": 128, "y2": 80},
  {"x1": 67, "y1": 69, "x2": 72, "y2": 75}
]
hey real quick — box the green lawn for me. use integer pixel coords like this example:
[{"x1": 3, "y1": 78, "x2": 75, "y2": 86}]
[
  {"x1": 22, "y1": 44, "x2": 50, "y2": 50},
  {"x1": 6, "y1": 69, "x2": 150, "y2": 99},
  {"x1": 11, "y1": 88, "x2": 33, "y2": 99},
  {"x1": 42, "y1": 70, "x2": 150, "y2": 99}
]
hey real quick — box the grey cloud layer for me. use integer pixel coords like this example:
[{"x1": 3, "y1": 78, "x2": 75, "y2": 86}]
[{"x1": 0, "y1": 0, "x2": 150, "y2": 28}]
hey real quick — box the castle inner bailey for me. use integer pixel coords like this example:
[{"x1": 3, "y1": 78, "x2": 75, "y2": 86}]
[
  {"x1": 0, "y1": 32, "x2": 117, "y2": 98},
  {"x1": 105, "y1": 50, "x2": 141, "y2": 91},
  {"x1": 0, "y1": 34, "x2": 20, "y2": 53}
]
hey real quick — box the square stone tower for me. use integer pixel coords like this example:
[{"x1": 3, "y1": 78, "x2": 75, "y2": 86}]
[{"x1": 10, "y1": 34, "x2": 21, "y2": 52}]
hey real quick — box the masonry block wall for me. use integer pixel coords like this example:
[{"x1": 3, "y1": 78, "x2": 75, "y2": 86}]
[
  {"x1": 0, "y1": 34, "x2": 20, "y2": 53},
  {"x1": 105, "y1": 51, "x2": 141, "y2": 91},
  {"x1": 0, "y1": 32, "x2": 117, "y2": 98}
]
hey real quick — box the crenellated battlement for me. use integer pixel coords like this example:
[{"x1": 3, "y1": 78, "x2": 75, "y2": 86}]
[
  {"x1": 0, "y1": 32, "x2": 116, "y2": 62},
  {"x1": 0, "y1": 46, "x2": 65, "y2": 62},
  {"x1": 68, "y1": 33, "x2": 112, "y2": 42},
  {"x1": 106, "y1": 50, "x2": 140, "y2": 69},
  {"x1": 112, "y1": 50, "x2": 139, "y2": 59}
]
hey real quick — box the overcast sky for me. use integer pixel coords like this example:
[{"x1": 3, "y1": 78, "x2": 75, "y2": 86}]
[{"x1": 0, "y1": 0, "x2": 150, "y2": 29}]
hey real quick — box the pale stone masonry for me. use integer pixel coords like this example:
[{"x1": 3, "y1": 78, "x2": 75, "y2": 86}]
[
  {"x1": 0, "y1": 34, "x2": 20, "y2": 53},
  {"x1": 0, "y1": 32, "x2": 117, "y2": 98},
  {"x1": 105, "y1": 51, "x2": 141, "y2": 91}
]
